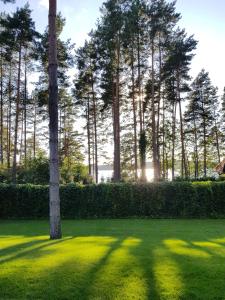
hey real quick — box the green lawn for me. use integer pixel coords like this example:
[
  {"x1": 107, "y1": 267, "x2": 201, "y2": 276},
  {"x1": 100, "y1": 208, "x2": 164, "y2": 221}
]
[{"x1": 0, "y1": 220, "x2": 225, "y2": 299}]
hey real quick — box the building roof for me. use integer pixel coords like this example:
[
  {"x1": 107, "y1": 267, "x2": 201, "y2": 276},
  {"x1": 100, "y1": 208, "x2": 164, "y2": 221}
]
[{"x1": 215, "y1": 158, "x2": 225, "y2": 174}]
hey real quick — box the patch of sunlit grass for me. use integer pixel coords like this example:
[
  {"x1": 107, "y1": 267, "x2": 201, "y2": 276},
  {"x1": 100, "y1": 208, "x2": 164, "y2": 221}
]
[
  {"x1": 164, "y1": 239, "x2": 210, "y2": 258},
  {"x1": 153, "y1": 248, "x2": 184, "y2": 300},
  {"x1": 211, "y1": 237, "x2": 225, "y2": 244},
  {"x1": 85, "y1": 237, "x2": 148, "y2": 299},
  {"x1": 192, "y1": 241, "x2": 225, "y2": 257},
  {"x1": 0, "y1": 219, "x2": 225, "y2": 299}
]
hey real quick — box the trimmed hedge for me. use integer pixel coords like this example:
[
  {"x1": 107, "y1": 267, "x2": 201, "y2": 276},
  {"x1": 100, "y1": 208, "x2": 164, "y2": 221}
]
[{"x1": 0, "y1": 182, "x2": 225, "y2": 219}]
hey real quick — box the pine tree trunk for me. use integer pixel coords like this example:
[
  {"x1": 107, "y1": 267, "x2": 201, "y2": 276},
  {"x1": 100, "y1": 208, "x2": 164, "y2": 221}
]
[
  {"x1": 165, "y1": 151, "x2": 169, "y2": 179},
  {"x1": 113, "y1": 34, "x2": 121, "y2": 182},
  {"x1": 24, "y1": 56, "x2": 27, "y2": 167},
  {"x1": 59, "y1": 102, "x2": 62, "y2": 163},
  {"x1": 156, "y1": 34, "x2": 162, "y2": 177},
  {"x1": 203, "y1": 123, "x2": 207, "y2": 177},
  {"x1": 177, "y1": 73, "x2": 187, "y2": 178},
  {"x1": 131, "y1": 47, "x2": 138, "y2": 181},
  {"x1": 137, "y1": 33, "x2": 146, "y2": 180},
  {"x1": 12, "y1": 43, "x2": 22, "y2": 183},
  {"x1": 162, "y1": 89, "x2": 165, "y2": 179},
  {"x1": 151, "y1": 42, "x2": 160, "y2": 181},
  {"x1": 7, "y1": 63, "x2": 12, "y2": 168},
  {"x1": 0, "y1": 49, "x2": 3, "y2": 165},
  {"x1": 137, "y1": 32, "x2": 143, "y2": 134},
  {"x1": 87, "y1": 98, "x2": 91, "y2": 176},
  {"x1": 20, "y1": 109, "x2": 24, "y2": 164},
  {"x1": 185, "y1": 142, "x2": 190, "y2": 177},
  {"x1": 91, "y1": 77, "x2": 98, "y2": 183},
  {"x1": 172, "y1": 101, "x2": 177, "y2": 180},
  {"x1": 178, "y1": 99, "x2": 187, "y2": 178},
  {"x1": 49, "y1": 0, "x2": 61, "y2": 239},
  {"x1": 200, "y1": 90, "x2": 207, "y2": 177},
  {"x1": 6, "y1": 107, "x2": 9, "y2": 166},
  {"x1": 214, "y1": 121, "x2": 221, "y2": 164},
  {"x1": 193, "y1": 115, "x2": 199, "y2": 179},
  {"x1": 61, "y1": 105, "x2": 66, "y2": 166},
  {"x1": 92, "y1": 126, "x2": 95, "y2": 177},
  {"x1": 33, "y1": 96, "x2": 36, "y2": 158}
]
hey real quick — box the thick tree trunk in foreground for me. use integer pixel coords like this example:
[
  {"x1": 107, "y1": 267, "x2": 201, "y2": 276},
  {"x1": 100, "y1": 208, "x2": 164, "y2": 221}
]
[{"x1": 49, "y1": 0, "x2": 61, "y2": 239}]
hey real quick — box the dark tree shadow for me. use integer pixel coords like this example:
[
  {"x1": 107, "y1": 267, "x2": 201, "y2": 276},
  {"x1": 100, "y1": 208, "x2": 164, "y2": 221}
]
[
  {"x1": 0, "y1": 238, "x2": 48, "y2": 258},
  {"x1": 0, "y1": 237, "x2": 74, "y2": 265}
]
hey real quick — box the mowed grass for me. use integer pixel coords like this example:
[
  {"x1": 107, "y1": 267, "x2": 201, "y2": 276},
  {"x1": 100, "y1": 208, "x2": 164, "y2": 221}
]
[{"x1": 0, "y1": 220, "x2": 225, "y2": 300}]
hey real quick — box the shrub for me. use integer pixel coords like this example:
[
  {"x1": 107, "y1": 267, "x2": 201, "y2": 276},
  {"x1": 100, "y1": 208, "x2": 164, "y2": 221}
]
[{"x1": 0, "y1": 181, "x2": 225, "y2": 219}]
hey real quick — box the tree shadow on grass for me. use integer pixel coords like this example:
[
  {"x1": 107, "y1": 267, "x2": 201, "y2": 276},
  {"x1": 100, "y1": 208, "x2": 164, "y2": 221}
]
[
  {"x1": 65, "y1": 236, "x2": 161, "y2": 300},
  {"x1": 0, "y1": 235, "x2": 155, "y2": 299},
  {"x1": 81, "y1": 237, "x2": 147, "y2": 300},
  {"x1": 1, "y1": 220, "x2": 225, "y2": 299},
  {"x1": 0, "y1": 236, "x2": 78, "y2": 299},
  {"x1": 0, "y1": 237, "x2": 74, "y2": 265},
  {"x1": 0, "y1": 238, "x2": 47, "y2": 258},
  {"x1": 162, "y1": 237, "x2": 225, "y2": 299},
  {"x1": 129, "y1": 239, "x2": 161, "y2": 299},
  {"x1": 21, "y1": 236, "x2": 124, "y2": 299}
]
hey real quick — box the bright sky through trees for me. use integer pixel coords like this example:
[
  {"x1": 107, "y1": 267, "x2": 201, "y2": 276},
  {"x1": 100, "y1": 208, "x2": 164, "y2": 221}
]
[
  {"x1": 2, "y1": 0, "x2": 225, "y2": 94},
  {"x1": 1, "y1": 0, "x2": 225, "y2": 182}
]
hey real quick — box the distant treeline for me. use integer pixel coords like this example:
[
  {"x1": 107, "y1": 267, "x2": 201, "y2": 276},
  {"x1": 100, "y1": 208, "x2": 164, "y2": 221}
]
[{"x1": 0, "y1": 1, "x2": 225, "y2": 184}]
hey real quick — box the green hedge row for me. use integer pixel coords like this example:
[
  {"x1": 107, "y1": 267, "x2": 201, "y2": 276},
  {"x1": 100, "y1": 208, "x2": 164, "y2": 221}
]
[{"x1": 0, "y1": 182, "x2": 225, "y2": 219}]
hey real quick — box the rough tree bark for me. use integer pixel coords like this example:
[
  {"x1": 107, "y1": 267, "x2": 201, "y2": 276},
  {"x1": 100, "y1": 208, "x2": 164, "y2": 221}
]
[{"x1": 49, "y1": 0, "x2": 61, "y2": 239}]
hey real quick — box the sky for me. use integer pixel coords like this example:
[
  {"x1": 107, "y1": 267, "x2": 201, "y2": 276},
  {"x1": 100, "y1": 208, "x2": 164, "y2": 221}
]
[{"x1": 1, "y1": 0, "x2": 225, "y2": 94}]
